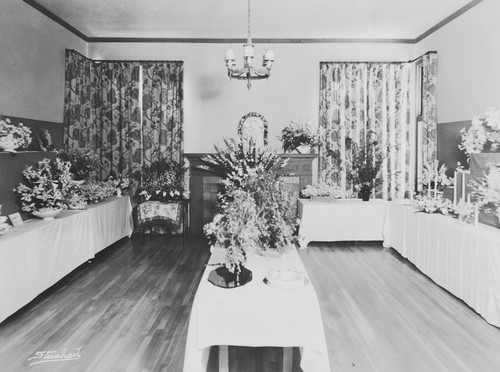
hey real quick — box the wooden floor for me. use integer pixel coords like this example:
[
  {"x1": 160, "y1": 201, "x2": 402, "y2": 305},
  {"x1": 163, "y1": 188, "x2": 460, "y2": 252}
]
[{"x1": 1, "y1": 236, "x2": 500, "y2": 371}]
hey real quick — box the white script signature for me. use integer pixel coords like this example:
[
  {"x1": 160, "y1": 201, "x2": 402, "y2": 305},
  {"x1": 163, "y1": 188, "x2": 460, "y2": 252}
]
[{"x1": 27, "y1": 347, "x2": 81, "y2": 366}]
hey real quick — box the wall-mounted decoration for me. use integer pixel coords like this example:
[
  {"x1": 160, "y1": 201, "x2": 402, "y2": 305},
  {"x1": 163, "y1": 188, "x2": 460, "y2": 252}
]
[{"x1": 238, "y1": 112, "x2": 268, "y2": 150}]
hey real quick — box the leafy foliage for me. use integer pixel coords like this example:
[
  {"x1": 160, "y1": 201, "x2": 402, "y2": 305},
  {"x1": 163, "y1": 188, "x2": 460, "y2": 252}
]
[
  {"x1": 279, "y1": 121, "x2": 319, "y2": 153},
  {"x1": 139, "y1": 160, "x2": 187, "y2": 201}
]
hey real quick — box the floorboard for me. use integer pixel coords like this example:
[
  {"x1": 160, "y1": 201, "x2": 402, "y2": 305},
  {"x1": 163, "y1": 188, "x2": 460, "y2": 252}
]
[{"x1": 1, "y1": 236, "x2": 500, "y2": 371}]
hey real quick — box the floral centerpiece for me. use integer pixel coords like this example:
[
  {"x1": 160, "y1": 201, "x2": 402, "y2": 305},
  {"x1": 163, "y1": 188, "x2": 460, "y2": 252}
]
[
  {"x1": 80, "y1": 181, "x2": 115, "y2": 204},
  {"x1": 107, "y1": 176, "x2": 130, "y2": 196},
  {"x1": 459, "y1": 108, "x2": 500, "y2": 157},
  {"x1": 203, "y1": 189, "x2": 265, "y2": 287},
  {"x1": 279, "y1": 121, "x2": 319, "y2": 154},
  {"x1": 470, "y1": 163, "x2": 500, "y2": 221},
  {"x1": 300, "y1": 180, "x2": 346, "y2": 199},
  {"x1": 412, "y1": 194, "x2": 452, "y2": 215},
  {"x1": 421, "y1": 161, "x2": 452, "y2": 197},
  {"x1": 351, "y1": 142, "x2": 381, "y2": 201},
  {"x1": 14, "y1": 158, "x2": 72, "y2": 216},
  {"x1": 57, "y1": 149, "x2": 100, "y2": 181},
  {"x1": 0, "y1": 113, "x2": 32, "y2": 151},
  {"x1": 138, "y1": 160, "x2": 187, "y2": 201}
]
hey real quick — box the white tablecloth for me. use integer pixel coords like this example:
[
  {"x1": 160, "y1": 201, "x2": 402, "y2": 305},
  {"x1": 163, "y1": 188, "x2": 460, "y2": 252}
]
[
  {"x1": 183, "y1": 248, "x2": 330, "y2": 372},
  {"x1": 298, "y1": 199, "x2": 388, "y2": 248},
  {"x1": 0, "y1": 196, "x2": 134, "y2": 323},
  {"x1": 383, "y1": 202, "x2": 500, "y2": 327}
]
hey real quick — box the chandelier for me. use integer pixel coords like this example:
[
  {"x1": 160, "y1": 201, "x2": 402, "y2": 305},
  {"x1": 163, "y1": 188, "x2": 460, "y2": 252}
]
[{"x1": 224, "y1": 0, "x2": 275, "y2": 90}]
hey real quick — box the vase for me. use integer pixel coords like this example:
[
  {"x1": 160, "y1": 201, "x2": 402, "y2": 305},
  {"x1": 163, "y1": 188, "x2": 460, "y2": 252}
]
[
  {"x1": 116, "y1": 189, "x2": 122, "y2": 197},
  {"x1": 360, "y1": 190, "x2": 372, "y2": 201},
  {"x1": 208, "y1": 265, "x2": 253, "y2": 288},
  {"x1": 295, "y1": 145, "x2": 311, "y2": 154},
  {"x1": 71, "y1": 179, "x2": 85, "y2": 186},
  {"x1": 32, "y1": 209, "x2": 62, "y2": 221},
  {"x1": 0, "y1": 137, "x2": 19, "y2": 152}
]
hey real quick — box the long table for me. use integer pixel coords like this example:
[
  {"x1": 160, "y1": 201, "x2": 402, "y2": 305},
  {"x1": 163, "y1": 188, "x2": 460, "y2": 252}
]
[
  {"x1": 383, "y1": 203, "x2": 500, "y2": 328},
  {"x1": 298, "y1": 198, "x2": 388, "y2": 248},
  {"x1": 0, "y1": 196, "x2": 134, "y2": 323},
  {"x1": 183, "y1": 247, "x2": 330, "y2": 372}
]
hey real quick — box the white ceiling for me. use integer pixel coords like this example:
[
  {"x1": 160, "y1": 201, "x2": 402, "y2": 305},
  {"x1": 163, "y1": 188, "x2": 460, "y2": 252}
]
[{"x1": 30, "y1": 0, "x2": 477, "y2": 40}]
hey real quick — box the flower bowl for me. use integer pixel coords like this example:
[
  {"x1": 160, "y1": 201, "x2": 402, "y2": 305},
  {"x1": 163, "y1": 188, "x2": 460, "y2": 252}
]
[
  {"x1": 32, "y1": 208, "x2": 62, "y2": 221},
  {"x1": 0, "y1": 137, "x2": 19, "y2": 152}
]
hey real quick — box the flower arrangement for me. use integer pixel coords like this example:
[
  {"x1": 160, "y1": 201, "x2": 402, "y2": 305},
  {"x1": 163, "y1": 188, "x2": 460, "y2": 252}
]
[
  {"x1": 0, "y1": 114, "x2": 32, "y2": 150},
  {"x1": 107, "y1": 176, "x2": 130, "y2": 195},
  {"x1": 470, "y1": 163, "x2": 500, "y2": 213},
  {"x1": 450, "y1": 199, "x2": 477, "y2": 224},
  {"x1": 64, "y1": 184, "x2": 87, "y2": 210},
  {"x1": 138, "y1": 160, "x2": 187, "y2": 201},
  {"x1": 279, "y1": 121, "x2": 319, "y2": 153},
  {"x1": 421, "y1": 161, "x2": 452, "y2": 196},
  {"x1": 14, "y1": 158, "x2": 72, "y2": 213},
  {"x1": 300, "y1": 180, "x2": 346, "y2": 199},
  {"x1": 459, "y1": 108, "x2": 500, "y2": 157},
  {"x1": 351, "y1": 142, "x2": 381, "y2": 198},
  {"x1": 199, "y1": 138, "x2": 286, "y2": 190},
  {"x1": 412, "y1": 194, "x2": 452, "y2": 215},
  {"x1": 57, "y1": 149, "x2": 100, "y2": 181},
  {"x1": 204, "y1": 189, "x2": 267, "y2": 274},
  {"x1": 80, "y1": 181, "x2": 115, "y2": 203}
]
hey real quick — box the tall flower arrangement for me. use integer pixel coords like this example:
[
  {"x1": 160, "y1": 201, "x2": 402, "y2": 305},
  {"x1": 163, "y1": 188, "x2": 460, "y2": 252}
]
[
  {"x1": 459, "y1": 108, "x2": 500, "y2": 157},
  {"x1": 351, "y1": 142, "x2": 381, "y2": 197},
  {"x1": 57, "y1": 149, "x2": 100, "y2": 181},
  {"x1": 14, "y1": 158, "x2": 72, "y2": 213},
  {"x1": 199, "y1": 138, "x2": 286, "y2": 190},
  {"x1": 471, "y1": 163, "x2": 500, "y2": 214}
]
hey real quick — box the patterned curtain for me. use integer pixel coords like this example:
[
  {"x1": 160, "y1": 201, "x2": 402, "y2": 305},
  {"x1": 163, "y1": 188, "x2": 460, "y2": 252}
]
[
  {"x1": 93, "y1": 62, "x2": 142, "y2": 180},
  {"x1": 142, "y1": 62, "x2": 184, "y2": 166},
  {"x1": 64, "y1": 50, "x2": 93, "y2": 149},
  {"x1": 319, "y1": 62, "x2": 412, "y2": 200},
  {"x1": 421, "y1": 52, "x2": 438, "y2": 166}
]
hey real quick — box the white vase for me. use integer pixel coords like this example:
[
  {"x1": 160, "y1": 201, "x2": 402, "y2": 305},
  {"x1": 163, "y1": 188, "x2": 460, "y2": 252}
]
[
  {"x1": 32, "y1": 209, "x2": 62, "y2": 221},
  {"x1": 0, "y1": 137, "x2": 19, "y2": 152},
  {"x1": 116, "y1": 189, "x2": 122, "y2": 197},
  {"x1": 295, "y1": 145, "x2": 311, "y2": 154}
]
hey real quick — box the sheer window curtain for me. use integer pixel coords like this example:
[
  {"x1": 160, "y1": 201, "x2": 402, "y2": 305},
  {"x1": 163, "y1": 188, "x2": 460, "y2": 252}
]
[{"x1": 319, "y1": 62, "x2": 412, "y2": 200}]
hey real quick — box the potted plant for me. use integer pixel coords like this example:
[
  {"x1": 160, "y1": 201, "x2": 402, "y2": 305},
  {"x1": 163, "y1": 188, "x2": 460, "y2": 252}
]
[
  {"x1": 138, "y1": 160, "x2": 187, "y2": 202},
  {"x1": 14, "y1": 158, "x2": 72, "y2": 219},
  {"x1": 351, "y1": 142, "x2": 382, "y2": 201},
  {"x1": 279, "y1": 121, "x2": 319, "y2": 154},
  {"x1": 0, "y1": 114, "x2": 32, "y2": 152},
  {"x1": 57, "y1": 149, "x2": 100, "y2": 182}
]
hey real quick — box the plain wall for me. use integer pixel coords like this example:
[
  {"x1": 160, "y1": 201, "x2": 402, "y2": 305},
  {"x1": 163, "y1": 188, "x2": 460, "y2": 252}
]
[
  {"x1": 0, "y1": 1, "x2": 87, "y2": 123},
  {"x1": 416, "y1": 0, "x2": 500, "y2": 124},
  {"x1": 89, "y1": 42, "x2": 414, "y2": 153}
]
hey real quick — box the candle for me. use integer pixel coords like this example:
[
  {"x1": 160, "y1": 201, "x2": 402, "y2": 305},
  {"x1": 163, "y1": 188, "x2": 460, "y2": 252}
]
[
  {"x1": 453, "y1": 171, "x2": 457, "y2": 205},
  {"x1": 461, "y1": 172, "x2": 466, "y2": 202},
  {"x1": 467, "y1": 194, "x2": 471, "y2": 204},
  {"x1": 474, "y1": 204, "x2": 479, "y2": 227}
]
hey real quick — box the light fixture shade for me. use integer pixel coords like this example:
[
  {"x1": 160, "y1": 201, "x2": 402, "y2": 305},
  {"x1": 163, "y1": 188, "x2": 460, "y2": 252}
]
[
  {"x1": 264, "y1": 49, "x2": 275, "y2": 61},
  {"x1": 225, "y1": 49, "x2": 235, "y2": 61},
  {"x1": 243, "y1": 44, "x2": 254, "y2": 58}
]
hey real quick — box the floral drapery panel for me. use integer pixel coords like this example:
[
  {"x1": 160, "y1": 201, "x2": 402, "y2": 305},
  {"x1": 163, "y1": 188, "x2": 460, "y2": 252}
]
[
  {"x1": 64, "y1": 50, "x2": 184, "y2": 181},
  {"x1": 319, "y1": 62, "x2": 412, "y2": 200},
  {"x1": 64, "y1": 50, "x2": 93, "y2": 150},
  {"x1": 92, "y1": 62, "x2": 142, "y2": 180},
  {"x1": 420, "y1": 52, "x2": 438, "y2": 166},
  {"x1": 142, "y1": 62, "x2": 184, "y2": 166}
]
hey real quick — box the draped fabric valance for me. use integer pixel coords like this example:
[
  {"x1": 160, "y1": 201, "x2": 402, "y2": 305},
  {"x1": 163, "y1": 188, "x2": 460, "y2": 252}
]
[
  {"x1": 63, "y1": 49, "x2": 184, "y2": 181},
  {"x1": 319, "y1": 62, "x2": 412, "y2": 200}
]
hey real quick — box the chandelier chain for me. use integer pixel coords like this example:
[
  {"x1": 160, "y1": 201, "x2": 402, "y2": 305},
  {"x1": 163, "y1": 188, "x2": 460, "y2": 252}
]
[{"x1": 247, "y1": 0, "x2": 251, "y2": 42}]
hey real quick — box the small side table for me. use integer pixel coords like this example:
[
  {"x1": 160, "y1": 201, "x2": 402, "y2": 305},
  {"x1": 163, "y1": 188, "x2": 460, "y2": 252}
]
[{"x1": 137, "y1": 199, "x2": 190, "y2": 244}]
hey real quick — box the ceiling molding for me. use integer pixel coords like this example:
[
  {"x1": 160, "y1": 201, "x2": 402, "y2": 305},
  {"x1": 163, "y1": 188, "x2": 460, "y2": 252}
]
[
  {"x1": 86, "y1": 37, "x2": 415, "y2": 44},
  {"x1": 23, "y1": 0, "x2": 89, "y2": 41},
  {"x1": 415, "y1": 0, "x2": 483, "y2": 42},
  {"x1": 24, "y1": 0, "x2": 483, "y2": 46}
]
